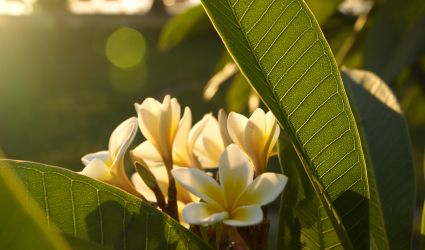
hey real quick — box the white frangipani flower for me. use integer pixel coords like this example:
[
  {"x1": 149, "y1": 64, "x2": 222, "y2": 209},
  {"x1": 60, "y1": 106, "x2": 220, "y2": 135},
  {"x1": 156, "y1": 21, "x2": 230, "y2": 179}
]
[
  {"x1": 172, "y1": 144, "x2": 287, "y2": 226},
  {"x1": 134, "y1": 95, "x2": 181, "y2": 166},
  {"x1": 132, "y1": 108, "x2": 211, "y2": 168},
  {"x1": 131, "y1": 166, "x2": 197, "y2": 227},
  {"x1": 131, "y1": 167, "x2": 194, "y2": 203},
  {"x1": 193, "y1": 113, "x2": 229, "y2": 168},
  {"x1": 81, "y1": 117, "x2": 138, "y2": 195},
  {"x1": 227, "y1": 108, "x2": 279, "y2": 174}
]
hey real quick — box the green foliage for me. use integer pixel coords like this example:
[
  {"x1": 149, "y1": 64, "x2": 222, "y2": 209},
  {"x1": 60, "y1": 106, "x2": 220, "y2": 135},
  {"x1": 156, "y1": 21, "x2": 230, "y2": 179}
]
[
  {"x1": 365, "y1": 0, "x2": 425, "y2": 82},
  {"x1": 277, "y1": 140, "x2": 342, "y2": 249},
  {"x1": 0, "y1": 163, "x2": 69, "y2": 250},
  {"x1": 200, "y1": 0, "x2": 370, "y2": 248},
  {"x1": 342, "y1": 68, "x2": 415, "y2": 249},
  {"x1": 0, "y1": 160, "x2": 210, "y2": 250},
  {"x1": 158, "y1": 5, "x2": 212, "y2": 51}
]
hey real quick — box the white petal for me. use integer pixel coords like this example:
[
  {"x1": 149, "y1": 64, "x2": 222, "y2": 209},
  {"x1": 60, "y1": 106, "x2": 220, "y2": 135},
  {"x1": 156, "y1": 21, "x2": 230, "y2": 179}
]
[
  {"x1": 170, "y1": 97, "x2": 181, "y2": 140},
  {"x1": 244, "y1": 109, "x2": 267, "y2": 170},
  {"x1": 159, "y1": 95, "x2": 173, "y2": 160},
  {"x1": 182, "y1": 202, "x2": 228, "y2": 225},
  {"x1": 177, "y1": 201, "x2": 190, "y2": 228},
  {"x1": 172, "y1": 168, "x2": 224, "y2": 210},
  {"x1": 82, "y1": 151, "x2": 110, "y2": 166},
  {"x1": 197, "y1": 137, "x2": 222, "y2": 168},
  {"x1": 172, "y1": 107, "x2": 192, "y2": 167},
  {"x1": 80, "y1": 158, "x2": 112, "y2": 181},
  {"x1": 131, "y1": 172, "x2": 157, "y2": 202},
  {"x1": 227, "y1": 112, "x2": 248, "y2": 149},
  {"x1": 266, "y1": 123, "x2": 280, "y2": 161},
  {"x1": 236, "y1": 173, "x2": 288, "y2": 207},
  {"x1": 265, "y1": 111, "x2": 277, "y2": 136},
  {"x1": 188, "y1": 113, "x2": 211, "y2": 152},
  {"x1": 108, "y1": 117, "x2": 138, "y2": 161},
  {"x1": 264, "y1": 112, "x2": 280, "y2": 157},
  {"x1": 219, "y1": 144, "x2": 254, "y2": 210},
  {"x1": 150, "y1": 166, "x2": 170, "y2": 198},
  {"x1": 131, "y1": 141, "x2": 163, "y2": 167},
  {"x1": 109, "y1": 117, "x2": 138, "y2": 175},
  {"x1": 223, "y1": 205, "x2": 263, "y2": 227},
  {"x1": 193, "y1": 117, "x2": 224, "y2": 168},
  {"x1": 136, "y1": 98, "x2": 162, "y2": 148}
]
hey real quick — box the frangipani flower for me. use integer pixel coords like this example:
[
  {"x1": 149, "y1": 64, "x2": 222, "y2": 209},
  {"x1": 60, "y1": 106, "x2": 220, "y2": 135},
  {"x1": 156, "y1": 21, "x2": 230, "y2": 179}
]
[
  {"x1": 81, "y1": 117, "x2": 138, "y2": 195},
  {"x1": 193, "y1": 113, "x2": 230, "y2": 168},
  {"x1": 132, "y1": 108, "x2": 211, "y2": 168},
  {"x1": 131, "y1": 166, "x2": 197, "y2": 227},
  {"x1": 134, "y1": 95, "x2": 181, "y2": 166},
  {"x1": 172, "y1": 144, "x2": 287, "y2": 226},
  {"x1": 131, "y1": 166, "x2": 194, "y2": 204},
  {"x1": 227, "y1": 109, "x2": 280, "y2": 174}
]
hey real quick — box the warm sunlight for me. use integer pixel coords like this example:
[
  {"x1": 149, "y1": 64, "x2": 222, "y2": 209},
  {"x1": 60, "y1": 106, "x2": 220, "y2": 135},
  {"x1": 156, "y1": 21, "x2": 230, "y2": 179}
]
[
  {"x1": 0, "y1": 0, "x2": 35, "y2": 16},
  {"x1": 68, "y1": 0, "x2": 153, "y2": 15}
]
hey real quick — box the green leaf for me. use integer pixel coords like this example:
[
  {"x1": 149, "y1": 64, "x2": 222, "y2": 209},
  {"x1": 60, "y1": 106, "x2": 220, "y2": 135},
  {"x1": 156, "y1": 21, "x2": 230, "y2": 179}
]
[
  {"x1": 63, "y1": 234, "x2": 110, "y2": 250},
  {"x1": 157, "y1": 0, "x2": 341, "y2": 53},
  {"x1": 365, "y1": 0, "x2": 425, "y2": 82},
  {"x1": 158, "y1": 4, "x2": 211, "y2": 51},
  {"x1": 277, "y1": 140, "x2": 343, "y2": 249},
  {"x1": 0, "y1": 163, "x2": 69, "y2": 250},
  {"x1": 0, "y1": 160, "x2": 210, "y2": 250},
  {"x1": 342, "y1": 68, "x2": 416, "y2": 249},
  {"x1": 200, "y1": 0, "x2": 369, "y2": 248}
]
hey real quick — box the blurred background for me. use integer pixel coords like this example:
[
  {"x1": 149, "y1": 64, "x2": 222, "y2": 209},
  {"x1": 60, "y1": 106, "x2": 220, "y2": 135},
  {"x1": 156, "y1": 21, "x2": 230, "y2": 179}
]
[
  {"x1": 0, "y1": 0, "x2": 424, "y2": 224},
  {"x1": 0, "y1": 0, "x2": 226, "y2": 170}
]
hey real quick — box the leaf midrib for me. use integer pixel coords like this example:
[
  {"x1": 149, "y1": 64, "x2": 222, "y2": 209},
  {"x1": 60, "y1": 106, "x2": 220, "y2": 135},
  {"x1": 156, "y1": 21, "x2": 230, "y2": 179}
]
[{"x1": 207, "y1": 0, "x2": 355, "y2": 248}]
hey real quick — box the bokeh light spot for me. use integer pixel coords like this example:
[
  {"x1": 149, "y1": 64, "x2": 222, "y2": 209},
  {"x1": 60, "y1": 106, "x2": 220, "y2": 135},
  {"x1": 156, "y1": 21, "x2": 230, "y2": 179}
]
[{"x1": 106, "y1": 27, "x2": 146, "y2": 69}]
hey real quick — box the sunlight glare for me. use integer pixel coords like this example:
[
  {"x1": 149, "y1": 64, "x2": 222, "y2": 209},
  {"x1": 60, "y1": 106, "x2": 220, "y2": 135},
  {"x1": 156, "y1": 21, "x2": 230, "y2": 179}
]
[
  {"x1": 0, "y1": 0, "x2": 35, "y2": 16},
  {"x1": 68, "y1": 0, "x2": 153, "y2": 15},
  {"x1": 163, "y1": 0, "x2": 199, "y2": 15}
]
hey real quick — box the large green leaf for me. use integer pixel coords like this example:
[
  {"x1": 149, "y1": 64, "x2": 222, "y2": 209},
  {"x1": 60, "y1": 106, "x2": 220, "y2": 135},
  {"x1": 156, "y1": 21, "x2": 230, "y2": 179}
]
[
  {"x1": 342, "y1": 68, "x2": 416, "y2": 249},
  {"x1": 200, "y1": 0, "x2": 369, "y2": 248},
  {"x1": 158, "y1": 0, "x2": 341, "y2": 51},
  {"x1": 0, "y1": 163, "x2": 69, "y2": 250},
  {"x1": 277, "y1": 140, "x2": 342, "y2": 249},
  {"x1": 0, "y1": 160, "x2": 209, "y2": 250}
]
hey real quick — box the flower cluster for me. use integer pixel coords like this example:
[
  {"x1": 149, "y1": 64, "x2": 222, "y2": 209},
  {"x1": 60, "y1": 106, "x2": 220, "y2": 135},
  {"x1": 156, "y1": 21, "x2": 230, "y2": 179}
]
[{"x1": 80, "y1": 95, "x2": 286, "y2": 229}]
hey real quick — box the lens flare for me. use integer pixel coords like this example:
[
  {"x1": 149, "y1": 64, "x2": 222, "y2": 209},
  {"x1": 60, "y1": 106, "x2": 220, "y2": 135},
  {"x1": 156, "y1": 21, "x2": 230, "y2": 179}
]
[{"x1": 106, "y1": 27, "x2": 146, "y2": 69}]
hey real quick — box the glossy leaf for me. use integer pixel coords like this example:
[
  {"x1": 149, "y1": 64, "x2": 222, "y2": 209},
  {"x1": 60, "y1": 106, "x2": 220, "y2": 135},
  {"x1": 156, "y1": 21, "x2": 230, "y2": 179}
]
[
  {"x1": 342, "y1": 68, "x2": 415, "y2": 249},
  {"x1": 0, "y1": 160, "x2": 210, "y2": 250},
  {"x1": 0, "y1": 163, "x2": 69, "y2": 250},
  {"x1": 200, "y1": 0, "x2": 369, "y2": 248},
  {"x1": 277, "y1": 140, "x2": 342, "y2": 249}
]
